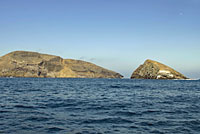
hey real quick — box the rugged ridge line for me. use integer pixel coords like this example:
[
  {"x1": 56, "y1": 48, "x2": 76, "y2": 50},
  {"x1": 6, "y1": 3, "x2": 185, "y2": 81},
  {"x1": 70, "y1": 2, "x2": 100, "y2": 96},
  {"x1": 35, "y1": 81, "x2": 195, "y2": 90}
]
[
  {"x1": 131, "y1": 59, "x2": 188, "y2": 79},
  {"x1": 0, "y1": 51, "x2": 123, "y2": 78}
]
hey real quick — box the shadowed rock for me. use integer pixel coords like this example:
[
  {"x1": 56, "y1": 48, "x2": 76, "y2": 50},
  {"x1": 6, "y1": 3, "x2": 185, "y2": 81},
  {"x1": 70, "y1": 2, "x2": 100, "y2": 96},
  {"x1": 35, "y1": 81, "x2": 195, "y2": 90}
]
[
  {"x1": 131, "y1": 59, "x2": 188, "y2": 79},
  {"x1": 0, "y1": 51, "x2": 123, "y2": 78}
]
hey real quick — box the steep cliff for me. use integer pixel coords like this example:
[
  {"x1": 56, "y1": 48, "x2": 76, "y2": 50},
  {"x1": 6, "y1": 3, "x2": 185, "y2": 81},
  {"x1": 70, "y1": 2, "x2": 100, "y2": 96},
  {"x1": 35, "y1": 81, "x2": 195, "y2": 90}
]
[
  {"x1": 131, "y1": 59, "x2": 188, "y2": 79},
  {"x1": 0, "y1": 51, "x2": 123, "y2": 78}
]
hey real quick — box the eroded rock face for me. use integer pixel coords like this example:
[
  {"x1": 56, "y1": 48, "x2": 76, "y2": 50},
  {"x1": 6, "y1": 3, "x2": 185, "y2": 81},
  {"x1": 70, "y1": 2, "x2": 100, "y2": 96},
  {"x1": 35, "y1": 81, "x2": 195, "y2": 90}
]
[
  {"x1": 131, "y1": 59, "x2": 188, "y2": 79},
  {"x1": 0, "y1": 51, "x2": 123, "y2": 78}
]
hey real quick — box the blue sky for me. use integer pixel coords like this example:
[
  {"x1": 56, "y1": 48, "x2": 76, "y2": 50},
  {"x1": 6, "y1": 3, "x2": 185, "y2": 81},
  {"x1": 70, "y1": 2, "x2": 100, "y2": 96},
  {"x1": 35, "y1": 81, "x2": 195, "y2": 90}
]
[{"x1": 0, "y1": 0, "x2": 200, "y2": 78}]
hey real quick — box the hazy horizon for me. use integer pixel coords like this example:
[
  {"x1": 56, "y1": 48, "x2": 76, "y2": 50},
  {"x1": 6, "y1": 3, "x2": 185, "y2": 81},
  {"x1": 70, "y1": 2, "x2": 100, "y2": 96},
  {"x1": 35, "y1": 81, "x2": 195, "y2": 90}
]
[{"x1": 0, "y1": 0, "x2": 200, "y2": 78}]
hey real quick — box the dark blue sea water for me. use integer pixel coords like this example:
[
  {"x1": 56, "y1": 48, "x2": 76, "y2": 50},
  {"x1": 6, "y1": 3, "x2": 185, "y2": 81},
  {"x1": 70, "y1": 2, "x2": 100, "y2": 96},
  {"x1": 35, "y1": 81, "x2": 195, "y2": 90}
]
[{"x1": 0, "y1": 78, "x2": 200, "y2": 134}]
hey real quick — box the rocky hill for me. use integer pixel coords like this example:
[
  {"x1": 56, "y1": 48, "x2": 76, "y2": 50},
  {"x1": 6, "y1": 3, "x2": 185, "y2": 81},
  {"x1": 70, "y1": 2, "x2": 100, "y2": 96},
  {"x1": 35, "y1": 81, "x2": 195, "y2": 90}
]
[
  {"x1": 0, "y1": 51, "x2": 123, "y2": 78},
  {"x1": 131, "y1": 59, "x2": 188, "y2": 79}
]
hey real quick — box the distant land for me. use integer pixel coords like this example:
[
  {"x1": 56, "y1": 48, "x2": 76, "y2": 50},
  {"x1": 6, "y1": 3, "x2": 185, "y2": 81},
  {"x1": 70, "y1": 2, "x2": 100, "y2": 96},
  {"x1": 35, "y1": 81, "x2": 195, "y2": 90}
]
[
  {"x1": 0, "y1": 51, "x2": 123, "y2": 78},
  {"x1": 0, "y1": 51, "x2": 190, "y2": 79},
  {"x1": 131, "y1": 59, "x2": 188, "y2": 80}
]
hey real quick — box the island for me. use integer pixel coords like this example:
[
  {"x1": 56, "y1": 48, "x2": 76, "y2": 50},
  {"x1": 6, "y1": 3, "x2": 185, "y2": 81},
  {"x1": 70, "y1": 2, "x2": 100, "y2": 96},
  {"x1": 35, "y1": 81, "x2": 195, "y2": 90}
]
[
  {"x1": 0, "y1": 51, "x2": 123, "y2": 78},
  {"x1": 131, "y1": 59, "x2": 188, "y2": 79}
]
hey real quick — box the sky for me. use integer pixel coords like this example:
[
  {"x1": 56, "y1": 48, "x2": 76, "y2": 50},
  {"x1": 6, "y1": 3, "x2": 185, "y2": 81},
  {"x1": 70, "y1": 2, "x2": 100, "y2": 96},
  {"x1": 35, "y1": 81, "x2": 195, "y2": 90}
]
[{"x1": 0, "y1": 0, "x2": 200, "y2": 78}]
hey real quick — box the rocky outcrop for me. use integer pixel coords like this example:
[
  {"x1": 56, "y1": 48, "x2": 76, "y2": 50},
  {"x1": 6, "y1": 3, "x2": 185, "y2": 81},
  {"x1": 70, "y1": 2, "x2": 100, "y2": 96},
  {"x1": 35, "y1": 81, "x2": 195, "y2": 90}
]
[
  {"x1": 0, "y1": 51, "x2": 123, "y2": 78},
  {"x1": 131, "y1": 59, "x2": 188, "y2": 79}
]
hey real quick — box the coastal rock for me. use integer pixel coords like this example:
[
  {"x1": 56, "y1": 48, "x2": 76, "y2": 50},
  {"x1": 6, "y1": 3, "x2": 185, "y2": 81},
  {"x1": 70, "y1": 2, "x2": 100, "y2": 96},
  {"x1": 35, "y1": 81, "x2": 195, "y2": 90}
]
[
  {"x1": 131, "y1": 59, "x2": 188, "y2": 79},
  {"x1": 0, "y1": 51, "x2": 123, "y2": 78}
]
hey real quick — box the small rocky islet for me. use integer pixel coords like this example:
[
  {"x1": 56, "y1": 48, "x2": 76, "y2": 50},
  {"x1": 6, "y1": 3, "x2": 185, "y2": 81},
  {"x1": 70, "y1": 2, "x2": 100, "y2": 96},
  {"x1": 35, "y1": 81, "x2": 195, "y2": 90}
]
[
  {"x1": 131, "y1": 59, "x2": 188, "y2": 79},
  {"x1": 0, "y1": 51, "x2": 188, "y2": 79}
]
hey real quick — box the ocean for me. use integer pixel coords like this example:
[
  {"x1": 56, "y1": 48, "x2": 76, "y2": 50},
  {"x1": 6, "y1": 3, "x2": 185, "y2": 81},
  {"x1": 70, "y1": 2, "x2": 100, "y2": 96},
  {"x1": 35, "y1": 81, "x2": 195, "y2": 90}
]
[{"x1": 0, "y1": 78, "x2": 200, "y2": 134}]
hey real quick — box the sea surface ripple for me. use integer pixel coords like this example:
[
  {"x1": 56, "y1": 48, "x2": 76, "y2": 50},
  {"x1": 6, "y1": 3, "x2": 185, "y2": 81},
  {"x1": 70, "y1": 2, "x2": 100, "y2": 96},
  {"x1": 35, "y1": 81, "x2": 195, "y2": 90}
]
[{"x1": 0, "y1": 78, "x2": 200, "y2": 134}]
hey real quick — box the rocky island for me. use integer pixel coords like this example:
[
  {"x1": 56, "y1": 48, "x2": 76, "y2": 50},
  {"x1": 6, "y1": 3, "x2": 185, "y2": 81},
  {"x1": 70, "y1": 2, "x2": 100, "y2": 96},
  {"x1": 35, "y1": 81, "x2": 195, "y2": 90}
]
[
  {"x1": 0, "y1": 51, "x2": 123, "y2": 78},
  {"x1": 131, "y1": 59, "x2": 188, "y2": 79}
]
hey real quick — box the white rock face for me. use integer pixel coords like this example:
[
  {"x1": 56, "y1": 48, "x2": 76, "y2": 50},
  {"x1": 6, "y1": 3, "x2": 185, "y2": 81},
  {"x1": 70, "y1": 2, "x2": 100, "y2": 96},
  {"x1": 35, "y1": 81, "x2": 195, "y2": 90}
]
[
  {"x1": 157, "y1": 70, "x2": 174, "y2": 79},
  {"x1": 159, "y1": 70, "x2": 171, "y2": 74},
  {"x1": 157, "y1": 75, "x2": 162, "y2": 79}
]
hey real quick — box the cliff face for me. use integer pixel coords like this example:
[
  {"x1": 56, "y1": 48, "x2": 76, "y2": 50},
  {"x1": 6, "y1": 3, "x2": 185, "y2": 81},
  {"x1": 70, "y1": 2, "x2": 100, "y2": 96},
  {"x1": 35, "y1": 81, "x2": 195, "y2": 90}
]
[
  {"x1": 131, "y1": 59, "x2": 188, "y2": 79},
  {"x1": 0, "y1": 51, "x2": 123, "y2": 78}
]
